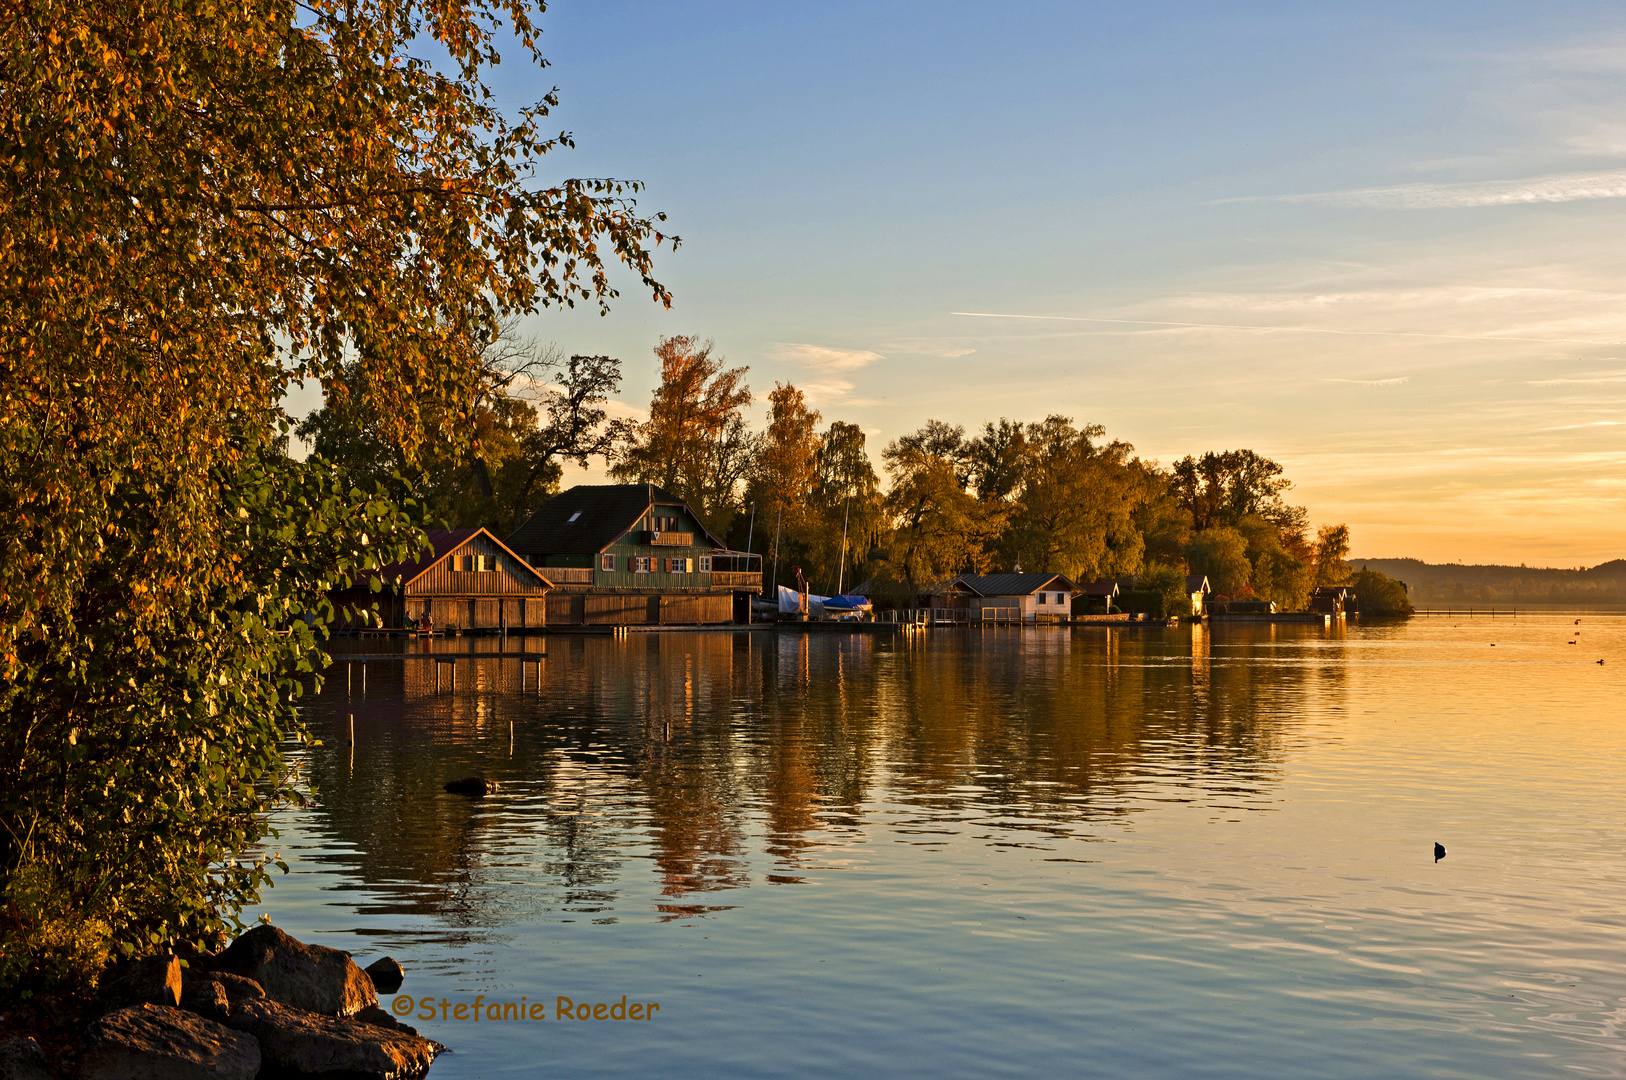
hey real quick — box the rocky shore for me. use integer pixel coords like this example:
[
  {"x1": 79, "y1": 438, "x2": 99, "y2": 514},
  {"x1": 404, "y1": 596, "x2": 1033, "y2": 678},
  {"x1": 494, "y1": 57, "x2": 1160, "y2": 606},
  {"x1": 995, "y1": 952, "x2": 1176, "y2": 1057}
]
[{"x1": 0, "y1": 925, "x2": 442, "y2": 1080}]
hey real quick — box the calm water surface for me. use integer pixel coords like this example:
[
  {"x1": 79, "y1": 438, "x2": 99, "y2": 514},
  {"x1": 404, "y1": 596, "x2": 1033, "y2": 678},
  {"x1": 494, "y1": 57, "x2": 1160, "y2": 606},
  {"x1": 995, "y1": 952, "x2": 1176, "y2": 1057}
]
[{"x1": 258, "y1": 615, "x2": 1626, "y2": 1078}]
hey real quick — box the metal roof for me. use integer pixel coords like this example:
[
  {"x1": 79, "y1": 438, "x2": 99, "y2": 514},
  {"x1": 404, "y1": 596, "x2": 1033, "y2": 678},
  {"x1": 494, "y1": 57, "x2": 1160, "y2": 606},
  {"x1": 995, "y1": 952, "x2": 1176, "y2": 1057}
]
[
  {"x1": 954, "y1": 572, "x2": 1080, "y2": 597},
  {"x1": 505, "y1": 484, "x2": 728, "y2": 559}
]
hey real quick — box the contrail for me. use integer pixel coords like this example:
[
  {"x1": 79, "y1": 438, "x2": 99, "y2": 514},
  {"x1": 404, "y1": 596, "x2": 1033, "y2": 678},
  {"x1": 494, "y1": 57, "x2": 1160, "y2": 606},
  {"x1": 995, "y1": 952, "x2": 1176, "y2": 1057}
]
[{"x1": 949, "y1": 311, "x2": 1626, "y2": 346}]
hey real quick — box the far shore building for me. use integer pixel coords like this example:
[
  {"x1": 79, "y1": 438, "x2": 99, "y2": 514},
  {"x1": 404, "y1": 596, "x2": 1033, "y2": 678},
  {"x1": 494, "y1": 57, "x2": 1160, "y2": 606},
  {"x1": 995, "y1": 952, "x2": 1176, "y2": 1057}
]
[
  {"x1": 918, "y1": 572, "x2": 1081, "y2": 623},
  {"x1": 332, "y1": 527, "x2": 553, "y2": 632},
  {"x1": 1310, "y1": 585, "x2": 1355, "y2": 616},
  {"x1": 1185, "y1": 574, "x2": 1212, "y2": 617},
  {"x1": 1076, "y1": 579, "x2": 1122, "y2": 615},
  {"x1": 506, "y1": 484, "x2": 762, "y2": 626}
]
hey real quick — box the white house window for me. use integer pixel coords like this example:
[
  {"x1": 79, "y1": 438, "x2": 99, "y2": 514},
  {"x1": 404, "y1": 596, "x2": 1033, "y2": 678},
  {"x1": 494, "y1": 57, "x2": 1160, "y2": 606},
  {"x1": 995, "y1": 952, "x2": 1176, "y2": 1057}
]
[
  {"x1": 601, "y1": 554, "x2": 615, "y2": 571},
  {"x1": 1037, "y1": 592, "x2": 1046, "y2": 604},
  {"x1": 634, "y1": 557, "x2": 650, "y2": 573},
  {"x1": 699, "y1": 556, "x2": 711, "y2": 573}
]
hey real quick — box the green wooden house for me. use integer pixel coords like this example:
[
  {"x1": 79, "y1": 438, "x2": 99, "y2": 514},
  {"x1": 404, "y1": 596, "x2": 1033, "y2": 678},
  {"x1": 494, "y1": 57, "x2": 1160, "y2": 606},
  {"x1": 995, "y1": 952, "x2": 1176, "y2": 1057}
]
[{"x1": 506, "y1": 484, "x2": 762, "y2": 625}]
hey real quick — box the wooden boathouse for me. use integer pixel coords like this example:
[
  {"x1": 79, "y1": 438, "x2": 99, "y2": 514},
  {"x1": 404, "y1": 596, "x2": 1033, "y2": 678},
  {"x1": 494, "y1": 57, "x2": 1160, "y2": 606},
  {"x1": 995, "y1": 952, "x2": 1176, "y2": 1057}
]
[
  {"x1": 333, "y1": 527, "x2": 553, "y2": 632},
  {"x1": 506, "y1": 484, "x2": 762, "y2": 626}
]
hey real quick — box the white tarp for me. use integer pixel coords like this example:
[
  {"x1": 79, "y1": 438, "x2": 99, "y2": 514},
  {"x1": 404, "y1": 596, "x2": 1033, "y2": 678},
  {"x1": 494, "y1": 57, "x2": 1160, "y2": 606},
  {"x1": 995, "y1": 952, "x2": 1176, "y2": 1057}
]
[{"x1": 777, "y1": 586, "x2": 871, "y2": 618}]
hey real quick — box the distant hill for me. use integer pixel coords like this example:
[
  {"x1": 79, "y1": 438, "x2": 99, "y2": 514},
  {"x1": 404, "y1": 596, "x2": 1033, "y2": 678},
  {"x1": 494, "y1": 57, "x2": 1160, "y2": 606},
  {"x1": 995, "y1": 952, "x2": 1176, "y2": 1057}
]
[{"x1": 1349, "y1": 558, "x2": 1626, "y2": 606}]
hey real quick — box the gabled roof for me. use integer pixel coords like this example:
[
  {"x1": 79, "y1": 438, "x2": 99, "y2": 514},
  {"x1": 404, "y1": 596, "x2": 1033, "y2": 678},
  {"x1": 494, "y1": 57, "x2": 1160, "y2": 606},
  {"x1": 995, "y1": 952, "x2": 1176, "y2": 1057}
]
[
  {"x1": 506, "y1": 484, "x2": 727, "y2": 559},
  {"x1": 1311, "y1": 585, "x2": 1353, "y2": 598},
  {"x1": 1079, "y1": 579, "x2": 1121, "y2": 597},
  {"x1": 953, "y1": 572, "x2": 1080, "y2": 597},
  {"x1": 373, "y1": 528, "x2": 551, "y2": 590},
  {"x1": 1186, "y1": 574, "x2": 1211, "y2": 594}
]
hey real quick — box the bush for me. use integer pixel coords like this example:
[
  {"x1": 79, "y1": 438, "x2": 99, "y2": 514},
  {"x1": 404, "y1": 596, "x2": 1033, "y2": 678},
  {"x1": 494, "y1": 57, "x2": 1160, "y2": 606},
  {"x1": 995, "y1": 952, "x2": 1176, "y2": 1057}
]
[{"x1": 1351, "y1": 568, "x2": 1414, "y2": 616}]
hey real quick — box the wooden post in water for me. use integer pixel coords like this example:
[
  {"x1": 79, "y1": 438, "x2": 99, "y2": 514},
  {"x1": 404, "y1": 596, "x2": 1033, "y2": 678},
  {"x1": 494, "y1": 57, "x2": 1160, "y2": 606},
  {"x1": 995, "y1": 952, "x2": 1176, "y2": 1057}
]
[{"x1": 347, "y1": 713, "x2": 354, "y2": 746}]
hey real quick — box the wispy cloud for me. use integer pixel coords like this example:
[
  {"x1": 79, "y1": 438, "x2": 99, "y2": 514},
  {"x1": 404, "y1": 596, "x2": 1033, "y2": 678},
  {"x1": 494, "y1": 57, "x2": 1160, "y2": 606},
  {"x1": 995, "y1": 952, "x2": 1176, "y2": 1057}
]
[
  {"x1": 1527, "y1": 368, "x2": 1626, "y2": 385},
  {"x1": 880, "y1": 339, "x2": 976, "y2": 358},
  {"x1": 1325, "y1": 377, "x2": 1410, "y2": 386},
  {"x1": 951, "y1": 311, "x2": 1626, "y2": 346},
  {"x1": 769, "y1": 343, "x2": 884, "y2": 371},
  {"x1": 1225, "y1": 169, "x2": 1626, "y2": 210},
  {"x1": 1539, "y1": 420, "x2": 1624, "y2": 431}
]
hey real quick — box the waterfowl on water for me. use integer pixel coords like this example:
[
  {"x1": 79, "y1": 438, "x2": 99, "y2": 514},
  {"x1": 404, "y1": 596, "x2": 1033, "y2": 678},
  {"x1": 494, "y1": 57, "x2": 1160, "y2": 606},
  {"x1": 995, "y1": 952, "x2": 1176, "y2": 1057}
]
[{"x1": 1434, "y1": 842, "x2": 1446, "y2": 861}]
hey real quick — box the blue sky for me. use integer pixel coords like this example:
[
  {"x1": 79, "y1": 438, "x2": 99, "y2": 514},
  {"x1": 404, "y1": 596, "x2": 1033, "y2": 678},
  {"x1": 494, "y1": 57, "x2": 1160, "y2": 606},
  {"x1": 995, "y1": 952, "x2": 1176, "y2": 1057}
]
[{"x1": 300, "y1": 1, "x2": 1626, "y2": 564}]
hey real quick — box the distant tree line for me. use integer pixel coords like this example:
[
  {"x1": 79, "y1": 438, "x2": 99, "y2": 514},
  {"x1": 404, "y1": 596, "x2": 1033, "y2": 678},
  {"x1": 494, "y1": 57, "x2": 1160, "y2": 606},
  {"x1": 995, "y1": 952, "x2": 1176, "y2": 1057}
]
[{"x1": 304, "y1": 334, "x2": 1412, "y2": 612}]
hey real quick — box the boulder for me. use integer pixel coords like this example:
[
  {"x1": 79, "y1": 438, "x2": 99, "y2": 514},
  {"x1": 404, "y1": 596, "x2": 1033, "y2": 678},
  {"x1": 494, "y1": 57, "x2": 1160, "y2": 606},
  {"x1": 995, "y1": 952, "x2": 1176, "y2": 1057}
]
[
  {"x1": 0, "y1": 1037, "x2": 54, "y2": 1080},
  {"x1": 355, "y1": 1004, "x2": 418, "y2": 1037},
  {"x1": 205, "y1": 924, "x2": 376, "y2": 1017},
  {"x1": 77, "y1": 1004, "x2": 260, "y2": 1080},
  {"x1": 364, "y1": 957, "x2": 404, "y2": 994},
  {"x1": 225, "y1": 998, "x2": 442, "y2": 1079},
  {"x1": 181, "y1": 979, "x2": 231, "y2": 1023},
  {"x1": 95, "y1": 955, "x2": 182, "y2": 1011},
  {"x1": 442, "y1": 775, "x2": 496, "y2": 796}
]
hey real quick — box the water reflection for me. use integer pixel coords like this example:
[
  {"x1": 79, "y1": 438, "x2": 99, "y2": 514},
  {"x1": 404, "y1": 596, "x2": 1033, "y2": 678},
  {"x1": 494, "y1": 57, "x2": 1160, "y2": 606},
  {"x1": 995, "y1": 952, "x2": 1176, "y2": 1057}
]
[{"x1": 295, "y1": 624, "x2": 1343, "y2": 934}]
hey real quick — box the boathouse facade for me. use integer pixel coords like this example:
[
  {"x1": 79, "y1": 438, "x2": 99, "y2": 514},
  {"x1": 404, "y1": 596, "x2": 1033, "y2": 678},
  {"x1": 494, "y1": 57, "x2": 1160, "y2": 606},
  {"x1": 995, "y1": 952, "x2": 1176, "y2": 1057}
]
[
  {"x1": 333, "y1": 528, "x2": 554, "y2": 632},
  {"x1": 918, "y1": 572, "x2": 1082, "y2": 623},
  {"x1": 506, "y1": 484, "x2": 762, "y2": 626}
]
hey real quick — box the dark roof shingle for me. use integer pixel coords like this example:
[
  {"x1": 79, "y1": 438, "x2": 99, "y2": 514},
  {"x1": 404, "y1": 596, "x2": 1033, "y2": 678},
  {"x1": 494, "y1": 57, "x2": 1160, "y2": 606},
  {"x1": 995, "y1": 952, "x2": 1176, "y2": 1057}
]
[
  {"x1": 955, "y1": 572, "x2": 1078, "y2": 596},
  {"x1": 506, "y1": 484, "x2": 725, "y2": 558}
]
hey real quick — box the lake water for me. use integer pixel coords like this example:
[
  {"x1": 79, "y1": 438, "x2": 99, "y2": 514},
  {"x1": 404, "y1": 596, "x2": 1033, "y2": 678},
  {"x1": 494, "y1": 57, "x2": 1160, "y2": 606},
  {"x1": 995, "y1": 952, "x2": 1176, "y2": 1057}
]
[{"x1": 258, "y1": 614, "x2": 1626, "y2": 1078}]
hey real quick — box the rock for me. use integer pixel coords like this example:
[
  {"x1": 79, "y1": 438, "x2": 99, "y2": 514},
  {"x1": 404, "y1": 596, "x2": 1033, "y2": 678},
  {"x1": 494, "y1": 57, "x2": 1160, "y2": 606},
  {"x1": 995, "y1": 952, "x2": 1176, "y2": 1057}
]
[
  {"x1": 0, "y1": 1037, "x2": 54, "y2": 1080},
  {"x1": 96, "y1": 955, "x2": 182, "y2": 1011},
  {"x1": 355, "y1": 1004, "x2": 418, "y2": 1037},
  {"x1": 364, "y1": 957, "x2": 405, "y2": 994},
  {"x1": 181, "y1": 979, "x2": 232, "y2": 1023},
  {"x1": 226, "y1": 998, "x2": 442, "y2": 1079},
  {"x1": 443, "y1": 775, "x2": 496, "y2": 796},
  {"x1": 77, "y1": 1004, "x2": 260, "y2": 1080},
  {"x1": 206, "y1": 924, "x2": 376, "y2": 1017}
]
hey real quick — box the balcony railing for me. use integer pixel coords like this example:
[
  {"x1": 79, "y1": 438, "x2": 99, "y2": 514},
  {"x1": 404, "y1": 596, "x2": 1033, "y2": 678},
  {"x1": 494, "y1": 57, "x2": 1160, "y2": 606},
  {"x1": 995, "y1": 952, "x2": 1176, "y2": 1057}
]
[
  {"x1": 711, "y1": 571, "x2": 762, "y2": 588},
  {"x1": 541, "y1": 567, "x2": 592, "y2": 584},
  {"x1": 643, "y1": 531, "x2": 694, "y2": 547}
]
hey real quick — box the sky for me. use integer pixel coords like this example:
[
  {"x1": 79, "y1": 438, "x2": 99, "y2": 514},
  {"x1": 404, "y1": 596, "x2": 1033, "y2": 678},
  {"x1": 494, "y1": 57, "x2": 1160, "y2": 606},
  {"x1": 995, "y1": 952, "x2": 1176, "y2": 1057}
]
[{"x1": 294, "y1": 0, "x2": 1626, "y2": 565}]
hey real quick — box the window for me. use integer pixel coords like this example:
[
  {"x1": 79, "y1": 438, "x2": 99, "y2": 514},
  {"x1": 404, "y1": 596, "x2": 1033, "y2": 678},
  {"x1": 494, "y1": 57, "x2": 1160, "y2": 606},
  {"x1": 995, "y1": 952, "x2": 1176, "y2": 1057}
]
[
  {"x1": 1037, "y1": 592, "x2": 1046, "y2": 605},
  {"x1": 634, "y1": 557, "x2": 650, "y2": 574},
  {"x1": 601, "y1": 554, "x2": 615, "y2": 572},
  {"x1": 567, "y1": 510, "x2": 583, "y2": 523},
  {"x1": 460, "y1": 554, "x2": 475, "y2": 572},
  {"x1": 699, "y1": 556, "x2": 711, "y2": 573}
]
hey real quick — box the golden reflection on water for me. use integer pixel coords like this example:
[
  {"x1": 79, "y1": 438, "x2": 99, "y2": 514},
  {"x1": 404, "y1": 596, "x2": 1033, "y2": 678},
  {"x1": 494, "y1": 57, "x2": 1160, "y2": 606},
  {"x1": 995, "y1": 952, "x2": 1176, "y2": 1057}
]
[
  {"x1": 299, "y1": 623, "x2": 1352, "y2": 924},
  {"x1": 267, "y1": 616, "x2": 1626, "y2": 1079}
]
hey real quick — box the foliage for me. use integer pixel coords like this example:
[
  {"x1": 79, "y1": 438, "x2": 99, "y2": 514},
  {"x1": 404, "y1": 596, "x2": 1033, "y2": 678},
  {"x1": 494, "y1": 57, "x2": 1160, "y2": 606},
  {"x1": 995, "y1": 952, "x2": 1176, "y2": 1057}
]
[
  {"x1": 879, "y1": 422, "x2": 1008, "y2": 594},
  {"x1": 1170, "y1": 450, "x2": 1307, "y2": 534},
  {"x1": 1185, "y1": 527, "x2": 1252, "y2": 597},
  {"x1": 1, "y1": 0, "x2": 671, "y2": 995},
  {"x1": 613, "y1": 336, "x2": 756, "y2": 534},
  {"x1": 1350, "y1": 567, "x2": 1414, "y2": 616},
  {"x1": 1135, "y1": 562, "x2": 1192, "y2": 619},
  {"x1": 811, "y1": 422, "x2": 885, "y2": 594},
  {"x1": 995, "y1": 416, "x2": 1145, "y2": 583},
  {"x1": 1313, "y1": 524, "x2": 1352, "y2": 587},
  {"x1": 299, "y1": 325, "x2": 634, "y2": 533},
  {"x1": 748, "y1": 383, "x2": 822, "y2": 569},
  {"x1": 0, "y1": 437, "x2": 423, "y2": 995}
]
